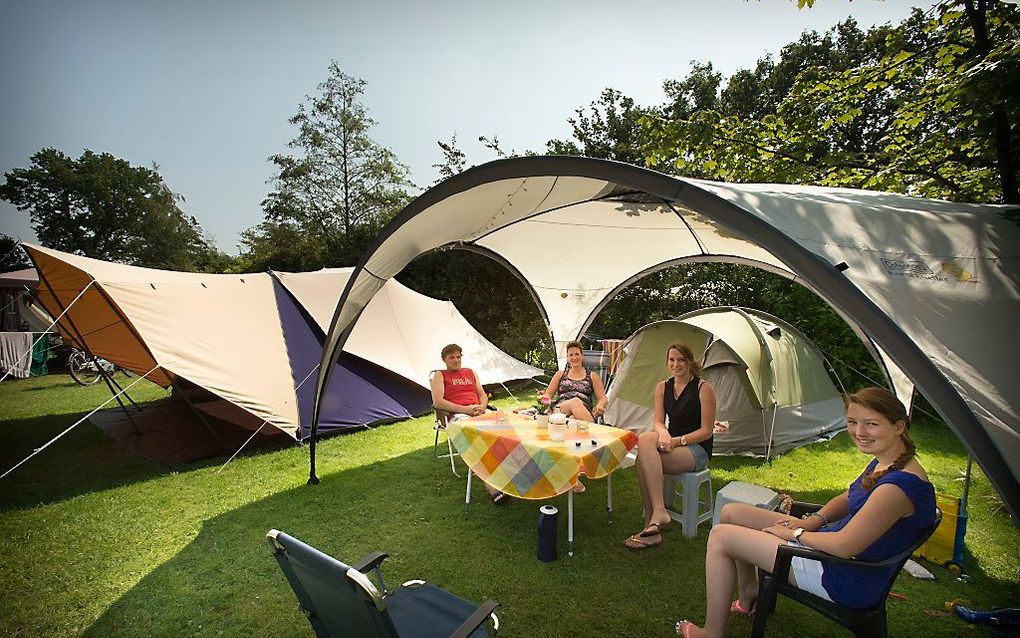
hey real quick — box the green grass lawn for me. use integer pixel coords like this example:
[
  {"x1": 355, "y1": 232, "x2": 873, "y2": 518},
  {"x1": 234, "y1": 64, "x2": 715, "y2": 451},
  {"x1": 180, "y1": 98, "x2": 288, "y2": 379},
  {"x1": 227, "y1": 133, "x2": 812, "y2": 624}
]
[{"x1": 1, "y1": 375, "x2": 1018, "y2": 637}]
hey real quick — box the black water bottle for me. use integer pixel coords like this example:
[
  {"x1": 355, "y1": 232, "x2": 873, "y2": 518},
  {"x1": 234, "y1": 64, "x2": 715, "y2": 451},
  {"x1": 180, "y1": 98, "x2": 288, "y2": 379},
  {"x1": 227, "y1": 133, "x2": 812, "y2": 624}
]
[{"x1": 537, "y1": 505, "x2": 558, "y2": 562}]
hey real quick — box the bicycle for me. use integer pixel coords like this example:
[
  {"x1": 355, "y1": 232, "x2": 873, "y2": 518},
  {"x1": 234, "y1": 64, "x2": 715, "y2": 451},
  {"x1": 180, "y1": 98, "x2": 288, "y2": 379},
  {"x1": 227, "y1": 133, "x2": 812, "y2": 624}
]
[{"x1": 67, "y1": 348, "x2": 132, "y2": 386}]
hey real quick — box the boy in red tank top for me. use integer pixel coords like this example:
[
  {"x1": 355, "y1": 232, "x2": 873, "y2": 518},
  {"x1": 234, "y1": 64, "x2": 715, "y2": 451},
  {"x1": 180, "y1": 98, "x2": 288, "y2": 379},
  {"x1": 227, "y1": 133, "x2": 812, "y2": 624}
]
[{"x1": 430, "y1": 343, "x2": 505, "y2": 503}]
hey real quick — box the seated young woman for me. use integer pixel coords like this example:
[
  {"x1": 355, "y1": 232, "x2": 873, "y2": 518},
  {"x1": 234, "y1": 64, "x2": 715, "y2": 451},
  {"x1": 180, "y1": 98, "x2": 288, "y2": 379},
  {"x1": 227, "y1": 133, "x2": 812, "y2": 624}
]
[
  {"x1": 625, "y1": 342, "x2": 716, "y2": 549},
  {"x1": 675, "y1": 387, "x2": 937, "y2": 637},
  {"x1": 539, "y1": 340, "x2": 607, "y2": 423}
]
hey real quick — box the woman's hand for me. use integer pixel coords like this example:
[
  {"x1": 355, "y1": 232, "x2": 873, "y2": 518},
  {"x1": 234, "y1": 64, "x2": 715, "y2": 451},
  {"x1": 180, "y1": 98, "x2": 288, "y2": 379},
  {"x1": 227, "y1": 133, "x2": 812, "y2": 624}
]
[
  {"x1": 656, "y1": 430, "x2": 672, "y2": 452},
  {"x1": 762, "y1": 524, "x2": 796, "y2": 541},
  {"x1": 592, "y1": 404, "x2": 605, "y2": 419}
]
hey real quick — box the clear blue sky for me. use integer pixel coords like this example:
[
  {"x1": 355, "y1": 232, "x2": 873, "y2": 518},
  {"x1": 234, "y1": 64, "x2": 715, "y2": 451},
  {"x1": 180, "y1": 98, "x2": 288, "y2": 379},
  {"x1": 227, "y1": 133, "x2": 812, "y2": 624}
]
[{"x1": 0, "y1": 0, "x2": 930, "y2": 255}]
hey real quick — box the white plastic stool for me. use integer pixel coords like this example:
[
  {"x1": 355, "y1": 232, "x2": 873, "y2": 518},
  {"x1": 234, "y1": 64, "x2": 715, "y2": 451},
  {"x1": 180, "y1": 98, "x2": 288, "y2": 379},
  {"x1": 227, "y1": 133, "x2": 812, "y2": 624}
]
[
  {"x1": 663, "y1": 468, "x2": 713, "y2": 538},
  {"x1": 712, "y1": 481, "x2": 781, "y2": 527}
]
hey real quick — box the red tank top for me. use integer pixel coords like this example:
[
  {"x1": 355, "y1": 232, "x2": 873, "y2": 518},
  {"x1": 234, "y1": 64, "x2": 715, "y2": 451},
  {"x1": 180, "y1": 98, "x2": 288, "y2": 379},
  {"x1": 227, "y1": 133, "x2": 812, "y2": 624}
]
[{"x1": 441, "y1": 368, "x2": 480, "y2": 406}]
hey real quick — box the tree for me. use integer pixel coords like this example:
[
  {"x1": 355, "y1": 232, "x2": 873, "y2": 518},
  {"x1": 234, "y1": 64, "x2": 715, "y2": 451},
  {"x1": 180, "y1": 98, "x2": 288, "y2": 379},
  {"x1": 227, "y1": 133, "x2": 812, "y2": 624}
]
[
  {"x1": 642, "y1": 3, "x2": 1020, "y2": 204},
  {"x1": 0, "y1": 234, "x2": 29, "y2": 271},
  {"x1": 256, "y1": 62, "x2": 412, "y2": 268},
  {"x1": 546, "y1": 88, "x2": 648, "y2": 164},
  {"x1": 1, "y1": 148, "x2": 226, "y2": 270},
  {"x1": 433, "y1": 133, "x2": 467, "y2": 185}
]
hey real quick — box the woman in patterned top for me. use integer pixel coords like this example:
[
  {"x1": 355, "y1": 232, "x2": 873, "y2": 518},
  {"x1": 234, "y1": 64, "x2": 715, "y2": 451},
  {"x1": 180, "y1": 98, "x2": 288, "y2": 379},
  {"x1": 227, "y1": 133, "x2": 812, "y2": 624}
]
[
  {"x1": 539, "y1": 340, "x2": 607, "y2": 423},
  {"x1": 539, "y1": 341, "x2": 608, "y2": 493}
]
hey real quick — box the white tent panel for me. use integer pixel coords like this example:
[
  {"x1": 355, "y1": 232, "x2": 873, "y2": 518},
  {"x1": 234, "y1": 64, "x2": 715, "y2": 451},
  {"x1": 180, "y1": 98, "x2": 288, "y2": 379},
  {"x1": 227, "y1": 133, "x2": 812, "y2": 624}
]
[{"x1": 275, "y1": 270, "x2": 542, "y2": 387}]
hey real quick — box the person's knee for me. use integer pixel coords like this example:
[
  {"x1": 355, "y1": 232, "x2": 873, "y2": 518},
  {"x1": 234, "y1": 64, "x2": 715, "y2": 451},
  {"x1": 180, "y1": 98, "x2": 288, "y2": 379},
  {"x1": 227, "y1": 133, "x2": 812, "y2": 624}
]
[
  {"x1": 706, "y1": 523, "x2": 735, "y2": 554},
  {"x1": 720, "y1": 502, "x2": 740, "y2": 524},
  {"x1": 638, "y1": 431, "x2": 657, "y2": 448}
]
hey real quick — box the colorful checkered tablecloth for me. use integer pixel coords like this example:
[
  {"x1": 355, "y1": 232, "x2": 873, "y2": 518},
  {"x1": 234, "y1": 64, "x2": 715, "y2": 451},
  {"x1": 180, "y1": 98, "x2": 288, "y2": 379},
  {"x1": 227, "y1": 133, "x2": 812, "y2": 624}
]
[{"x1": 447, "y1": 412, "x2": 639, "y2": 499}]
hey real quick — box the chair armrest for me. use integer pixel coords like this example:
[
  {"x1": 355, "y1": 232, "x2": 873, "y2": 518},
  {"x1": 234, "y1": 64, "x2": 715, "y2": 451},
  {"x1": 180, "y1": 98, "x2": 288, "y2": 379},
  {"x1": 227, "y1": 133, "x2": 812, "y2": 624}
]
[
  {"x1": 449, "y1": 599, "x2": 500, "y2": 638},
  {"x1": 353, "y1": 551, "x2": 389, "y2": 573},
  {"x1": 789, "y1": 501, "x2": 821, "y2": 518},
  {"x1": 775, "y1": 542, "x2": 908, "y2": 573}
]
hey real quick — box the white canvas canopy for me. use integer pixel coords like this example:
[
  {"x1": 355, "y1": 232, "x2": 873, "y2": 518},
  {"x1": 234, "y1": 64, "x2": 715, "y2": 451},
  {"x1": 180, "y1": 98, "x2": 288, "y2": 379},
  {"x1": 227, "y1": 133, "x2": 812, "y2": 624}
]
[
  {"x1": 313, "y1": 156, "x2": 1020, "y2": 520},
  {"x1": 23, "y1": 244, "x2": 540, "y2": 443},
  {"x1": 274, "y1": 269, "x2": 540, "y2": 386},
  {"x1": 604, "y1": 307, "x2": 846, "y2": 457}
]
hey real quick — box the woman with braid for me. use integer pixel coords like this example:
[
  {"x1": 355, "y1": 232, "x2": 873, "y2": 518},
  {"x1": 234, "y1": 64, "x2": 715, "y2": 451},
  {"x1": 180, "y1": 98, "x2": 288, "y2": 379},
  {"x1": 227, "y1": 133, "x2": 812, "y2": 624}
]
[{"x1": 675, "y1": 387, "x2": 936, "y2": 638}]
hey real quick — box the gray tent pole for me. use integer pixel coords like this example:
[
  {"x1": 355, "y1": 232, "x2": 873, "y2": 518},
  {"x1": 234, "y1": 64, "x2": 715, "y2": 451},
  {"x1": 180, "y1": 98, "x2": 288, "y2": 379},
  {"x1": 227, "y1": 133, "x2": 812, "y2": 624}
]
[
  {"x1": 962, "y1": 455, "x2": 973, "y2": 518},
  {"x1": 216, "y1": 364, "x2": 319, "y2": 474},
  {"x1": 170, "y1": 377, "x2": 228, "y2": 449}
]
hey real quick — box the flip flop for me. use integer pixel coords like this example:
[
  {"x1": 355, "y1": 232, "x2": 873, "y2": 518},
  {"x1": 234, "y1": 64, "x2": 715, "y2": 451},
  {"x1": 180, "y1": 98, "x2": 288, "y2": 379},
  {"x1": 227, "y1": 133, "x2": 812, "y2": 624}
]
[
  {"x1": 639, "y1": 521, "x2": 671, "y2": 537},
  {"x1": 675, "y1": 620, "x2": 697, "y2": 637},
  {"x1": 572, "y1": 481, "x2": 586, "y2": 494},
  {"x1": 730, "y1": 599, "x2": 756, "y2": 617},
  {"x1": 623, "y1": 534, "x2": 661, "y2": 550}
]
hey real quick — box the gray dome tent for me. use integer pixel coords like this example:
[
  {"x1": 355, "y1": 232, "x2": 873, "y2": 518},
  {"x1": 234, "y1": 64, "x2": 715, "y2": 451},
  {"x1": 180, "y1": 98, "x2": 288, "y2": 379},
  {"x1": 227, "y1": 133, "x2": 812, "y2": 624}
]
[
  {"x1": 603, "y1": 307, "x2": 846, "y2": 458},
  {"x1": 310, "y1": 156, "x2": 1020, "y2": 521}
]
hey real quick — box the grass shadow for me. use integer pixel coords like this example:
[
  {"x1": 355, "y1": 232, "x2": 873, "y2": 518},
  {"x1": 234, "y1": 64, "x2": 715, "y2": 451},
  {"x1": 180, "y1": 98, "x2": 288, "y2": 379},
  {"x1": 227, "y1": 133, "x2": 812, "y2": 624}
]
[{"x1": 74, "y1": 440, "x2": 1020, "y2": 638}]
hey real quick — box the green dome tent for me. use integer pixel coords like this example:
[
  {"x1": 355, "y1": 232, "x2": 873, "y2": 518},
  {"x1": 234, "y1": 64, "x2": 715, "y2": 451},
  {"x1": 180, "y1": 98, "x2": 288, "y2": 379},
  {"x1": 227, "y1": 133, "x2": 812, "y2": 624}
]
[{"x1": 603, "y1": 307, "x2": 846, "y2": 458}]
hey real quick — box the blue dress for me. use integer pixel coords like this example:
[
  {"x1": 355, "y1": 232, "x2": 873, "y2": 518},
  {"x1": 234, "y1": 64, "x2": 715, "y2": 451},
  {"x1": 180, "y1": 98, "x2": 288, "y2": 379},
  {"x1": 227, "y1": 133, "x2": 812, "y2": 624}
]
[{"x1": 817, "y1": 459, "x2": 937, "y2": 609}]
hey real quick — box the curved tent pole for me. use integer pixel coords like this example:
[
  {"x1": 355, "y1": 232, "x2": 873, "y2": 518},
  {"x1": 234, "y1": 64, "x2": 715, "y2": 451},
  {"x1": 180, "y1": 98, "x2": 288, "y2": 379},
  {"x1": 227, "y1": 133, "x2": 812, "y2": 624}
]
[{"x1": 310, "y1": 156, "x2": 1018, "y2": 520}]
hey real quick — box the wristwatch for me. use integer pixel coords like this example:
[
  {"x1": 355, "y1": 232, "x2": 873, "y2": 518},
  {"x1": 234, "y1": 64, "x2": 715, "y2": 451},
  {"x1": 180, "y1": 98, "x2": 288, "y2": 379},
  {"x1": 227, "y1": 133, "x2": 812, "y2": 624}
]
[
  {"x1": 792, "y1": 527, "x2": 805, "y2": 541},
  {"x1": 680, "y1": 435, "x2": 688, "y2": 446}
]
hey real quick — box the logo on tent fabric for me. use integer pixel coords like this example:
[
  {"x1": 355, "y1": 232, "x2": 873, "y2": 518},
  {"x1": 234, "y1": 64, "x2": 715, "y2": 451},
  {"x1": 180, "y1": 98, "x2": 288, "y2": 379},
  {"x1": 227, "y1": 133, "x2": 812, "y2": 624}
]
[{"x1": 880, "y1": 258, "x2": 951, "y2": 283}]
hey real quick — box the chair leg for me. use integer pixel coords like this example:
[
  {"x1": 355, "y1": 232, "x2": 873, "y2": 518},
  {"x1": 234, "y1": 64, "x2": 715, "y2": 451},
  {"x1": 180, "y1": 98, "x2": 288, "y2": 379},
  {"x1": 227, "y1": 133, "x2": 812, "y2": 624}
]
[
  {"x1": 447, "y1": 436, "x2": 460, "y2": 477},
  {"x1": 749, "y1": 580, "x2": 776, "y2": 638}
]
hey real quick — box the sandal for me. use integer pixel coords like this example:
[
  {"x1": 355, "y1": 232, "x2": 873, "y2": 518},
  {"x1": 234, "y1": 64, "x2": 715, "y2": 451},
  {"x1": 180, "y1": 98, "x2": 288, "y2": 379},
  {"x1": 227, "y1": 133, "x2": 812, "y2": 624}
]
[
  {"x1": 639, "y1": 520, "x2": 671, "y2": 537},
  {"x1": 623, "y1": 534, "x2": 661, "y2": 550},
  {"x1": 675, "y1": 620, "x2": 698, "y2": 637},
  {"x1": 572, "y1": 481, "x2": 586, "y2": 494},
  {"x1": 491, "y1": 491, "x2": 508, "y2": 505},
  {"x1": 730, "y1": 599, "x2": 756, "y2": 617}
]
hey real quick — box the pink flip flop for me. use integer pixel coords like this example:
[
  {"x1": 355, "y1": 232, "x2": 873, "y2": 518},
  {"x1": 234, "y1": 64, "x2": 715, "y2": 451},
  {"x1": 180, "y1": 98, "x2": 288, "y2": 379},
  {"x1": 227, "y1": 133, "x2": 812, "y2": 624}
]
[{"x1": 730, "y1": 599, "x2": 756, "y2": 616}]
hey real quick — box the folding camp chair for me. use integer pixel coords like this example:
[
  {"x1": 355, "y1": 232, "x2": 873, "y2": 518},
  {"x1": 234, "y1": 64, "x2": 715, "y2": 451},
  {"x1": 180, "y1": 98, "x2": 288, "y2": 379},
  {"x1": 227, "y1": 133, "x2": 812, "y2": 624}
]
[
  {"x1": 267, "y1": 529, "x2": 500, "y2": 638},
  {"x1": 433, "y1": 407, "x2": 461, "y2": 476},
  {"x1": 750, "y1": 503, "x2": 942, "y2": 638}
]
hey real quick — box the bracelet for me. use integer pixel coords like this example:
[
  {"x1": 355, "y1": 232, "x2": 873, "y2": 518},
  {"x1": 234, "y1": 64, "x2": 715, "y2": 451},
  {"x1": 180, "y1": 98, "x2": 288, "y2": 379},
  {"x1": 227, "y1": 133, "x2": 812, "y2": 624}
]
[{"x1": 802, "y1": 511, "x2": 829, "y2": 525}]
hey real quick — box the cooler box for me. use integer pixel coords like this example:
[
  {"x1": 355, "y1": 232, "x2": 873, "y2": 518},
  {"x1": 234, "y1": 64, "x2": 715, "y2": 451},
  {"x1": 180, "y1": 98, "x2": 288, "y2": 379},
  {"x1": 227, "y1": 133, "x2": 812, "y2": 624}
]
[
  {"x1": 712, "y1": 481, "x2": 781, "y2": 526},
  {"x1": 915, "y1": 492, "x2": 967, "y2": 573}
]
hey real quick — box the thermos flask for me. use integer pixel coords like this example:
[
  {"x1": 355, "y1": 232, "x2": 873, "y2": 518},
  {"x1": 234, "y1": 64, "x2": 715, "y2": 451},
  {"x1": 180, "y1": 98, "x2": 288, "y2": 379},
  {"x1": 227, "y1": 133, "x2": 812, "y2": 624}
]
[{"x1": 537, "y1": 505, "x2": 558, "y2": 561}]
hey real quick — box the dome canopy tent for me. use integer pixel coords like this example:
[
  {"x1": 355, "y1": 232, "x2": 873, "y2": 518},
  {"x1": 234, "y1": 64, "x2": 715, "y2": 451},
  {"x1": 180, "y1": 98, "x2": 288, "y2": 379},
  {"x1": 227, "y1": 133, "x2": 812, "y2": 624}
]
[
  {"x1": 311, "y1": 156, "x2": 1020, "y2": 521},
  {"x1": 604, "y1": 307, "x2": 847, "y2": 458}
]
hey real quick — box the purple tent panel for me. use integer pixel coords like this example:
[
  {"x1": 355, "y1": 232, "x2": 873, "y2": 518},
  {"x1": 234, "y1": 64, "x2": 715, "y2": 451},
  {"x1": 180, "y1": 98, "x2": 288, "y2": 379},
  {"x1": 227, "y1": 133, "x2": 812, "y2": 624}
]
[{"x1": 273, "y1": 281, "x2": 430, "y2": 438}]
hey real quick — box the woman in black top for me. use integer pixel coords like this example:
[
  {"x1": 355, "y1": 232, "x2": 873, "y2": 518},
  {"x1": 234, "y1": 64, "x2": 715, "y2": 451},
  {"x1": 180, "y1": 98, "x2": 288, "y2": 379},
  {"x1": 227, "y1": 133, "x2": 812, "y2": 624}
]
[{"x1": 624, "y1": 342, "x2": 717, "y2": 550}]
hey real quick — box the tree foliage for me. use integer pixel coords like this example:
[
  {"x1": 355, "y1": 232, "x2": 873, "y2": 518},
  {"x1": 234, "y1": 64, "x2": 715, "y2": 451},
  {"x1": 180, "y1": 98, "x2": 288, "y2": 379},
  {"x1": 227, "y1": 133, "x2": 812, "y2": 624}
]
[
  {"x1": 0, "y1": 234, "x2": 30, "y2": 271},
  {"x1": 642, "y1": 3, "x2": 1020, "y2": 204},
  {"x1": 249, "y1": 62, "x2": 412, "y2": 270},
  {"x1": 546, "y1": 88, "x2": 648, "y2": 164},
  {"x1": 0, "y1": 148, "x2": 226, "y2": 271}
]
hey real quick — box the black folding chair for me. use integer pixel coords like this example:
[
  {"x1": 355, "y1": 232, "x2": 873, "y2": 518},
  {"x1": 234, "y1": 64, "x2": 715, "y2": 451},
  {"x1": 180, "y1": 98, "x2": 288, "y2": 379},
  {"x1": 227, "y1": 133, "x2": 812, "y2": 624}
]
[
  {"x1": 267, "y1": 530, "x2": 499, "y2": 638},
  {"x1": 751, "y1": 503, "x2": 942, "y2": 638}
]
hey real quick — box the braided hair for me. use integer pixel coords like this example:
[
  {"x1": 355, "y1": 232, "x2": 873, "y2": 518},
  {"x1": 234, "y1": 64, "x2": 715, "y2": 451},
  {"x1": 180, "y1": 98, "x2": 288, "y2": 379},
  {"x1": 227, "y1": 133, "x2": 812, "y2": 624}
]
[{"x1": 850, "y1": 387, "x2": 916, "y2": 491}]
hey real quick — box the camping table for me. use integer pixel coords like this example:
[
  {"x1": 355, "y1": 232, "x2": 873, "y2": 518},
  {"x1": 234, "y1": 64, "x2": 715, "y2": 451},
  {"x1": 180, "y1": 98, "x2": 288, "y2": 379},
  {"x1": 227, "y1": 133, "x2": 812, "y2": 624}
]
[{"x1": 447, "y1": 411, "x2": 639, "y2": 556}]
